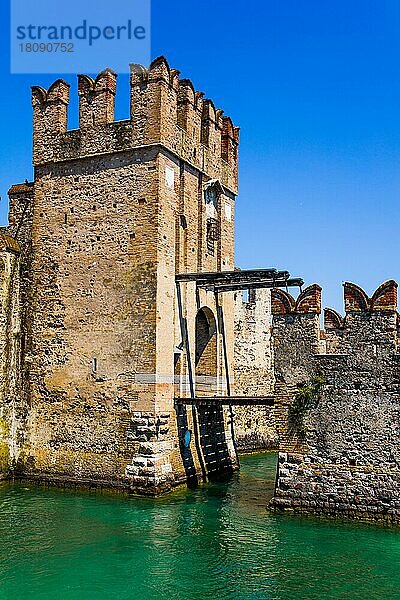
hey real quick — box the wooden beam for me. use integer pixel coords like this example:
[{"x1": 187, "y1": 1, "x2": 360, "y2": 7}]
[
  {"x1": 175, "y1": 396, "x2": 275, "y2": 406},
  {"x1": 175, "y1": 282, "x2": 195, "y2": 398},
  {"x1": 175, "y1": 268, "x2": 304, "y2": 290},
  {"x1": 176, "y1": 268, "x2": 288, "y2": 284},
  {"x1": 210, "y1": 278, "x2": 304, "y2": 293}
]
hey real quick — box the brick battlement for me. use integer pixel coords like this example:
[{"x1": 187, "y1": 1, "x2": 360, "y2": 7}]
[
  {"x1": 324, "y1": 280, "x2": 399, "y2": 355},
  {"x1": 31, "y1": 56, "x2": 239, "y2": 193},
  {"x1": 343, "y1": 280, "x2": 397, "y2": 313},
  {"x1": 271, "y1": 284, "x2": 322, "y2": 315},
  {"x1": 271, "y1": 280, "x2": 399, "y2": 360}
]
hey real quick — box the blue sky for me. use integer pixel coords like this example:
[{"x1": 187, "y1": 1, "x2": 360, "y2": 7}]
[{"x1": 1, "y1": 0, "x2": 399, "y2": 311}]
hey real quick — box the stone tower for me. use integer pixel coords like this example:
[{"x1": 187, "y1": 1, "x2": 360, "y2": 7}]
[{"x1": 17, "y1": 57, "x2": 239, "y2": 492}]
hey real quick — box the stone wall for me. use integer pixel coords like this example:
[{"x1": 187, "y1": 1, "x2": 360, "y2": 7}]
[
  {"x1": 272, "y1": 285, "x2": 322, "y2": 387},
  {"x1": 0, "y1": 183, "x2": 34, "y2": 480},
  {"x1": 233, "y1": 405, "x2": 278, "y2": 452},
  {"x1": 233, "y1": 288, "x2": 277, "y2": 451},
  {"x1": 272, "y1": 280, "x2": 400, "y2": 523},
  {"x1": 0, "y1": 236, "x2": 22, "y2": 479}
]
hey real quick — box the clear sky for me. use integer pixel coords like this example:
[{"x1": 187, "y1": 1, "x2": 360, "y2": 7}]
[{"x1": 0, "y1": 0, "x2": 399, "y2": 312}]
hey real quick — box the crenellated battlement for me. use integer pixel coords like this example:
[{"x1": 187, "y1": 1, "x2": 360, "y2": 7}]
[
  {"x1": 324, "y1": 280, "x2": 398, "y2": 329},
  {"x1": 177, "y1": 78, "x2": 203, "y2": 132},
  {"x1": 32, "y1": 79, "x2": 70, "y2": 164},
  {"x1": 270, "y1": 280, "x2": 399, "y2": 365},
  {"x1": 31, "y1": 56, "x2": 239, "y2": 193},
  {"x1": 77, "y1": 69, "x2": 117, "y2": 129},
  {"x1": 271, "y1": 285, "x2": 322, "y2": 385},
  {"x1": 324, "y1": 280, "x2": 399, "y2": 355},
  {"x1": 271, "y1": 284, "x2": 322, "y2": 316},
  {"x1": 343, "y1": 280, "x2": 397, "y2": 313}
]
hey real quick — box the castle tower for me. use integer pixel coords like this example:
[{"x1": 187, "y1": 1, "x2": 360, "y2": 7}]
[{"x1": 24, "y1": 57, "x2": 239, "y2": 492}]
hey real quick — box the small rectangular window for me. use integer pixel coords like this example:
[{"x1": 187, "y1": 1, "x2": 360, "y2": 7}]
[
  {"x1": 206, "y1": 217, "x2": 219, "y2": 255},
  {"x1": 165, "y1": 165, "x2": 175, "y2": 189}
]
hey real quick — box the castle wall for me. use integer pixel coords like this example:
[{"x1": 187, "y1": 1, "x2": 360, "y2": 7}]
[
  {"x1": 272, "y1": 280, "x2": 400, "y2": 523},
  {"x1": 270, "y1": 285, "x2": 322, "y2": 457},
  {"x1": 233, "y1": 289, "x2": 277, "y2": 451},
  {"x1": 27, "y1": 150, "x2": 161, "y2": 488},
  {"x1": 272, "y1": 285, "x2": 322, "y2": 386}
]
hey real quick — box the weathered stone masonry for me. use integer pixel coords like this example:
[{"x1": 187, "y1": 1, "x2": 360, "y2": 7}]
[
  {"x1": 233, "y1": 289, "x2": 277, "y2": 451},
  {"x1": 271, "y1": 280, "x2": 400, "y2": 523},
  {"x1": 0, "y1": 57, "x2": 240, "y2": 493},
  {"x1": 0, "y1": 183, "x2": 34, "y2": 480}
]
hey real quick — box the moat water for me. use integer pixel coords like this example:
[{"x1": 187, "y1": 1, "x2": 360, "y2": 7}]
[{"x1": 0, "y1": 453, "x2": 400, "y2": 600}]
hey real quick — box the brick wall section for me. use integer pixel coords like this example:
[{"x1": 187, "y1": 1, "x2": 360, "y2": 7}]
[
  {"x1": 232, "y1": 285, "x2": 322, "y2": 454},
  {"x1": 78, "y1": 70, "x2": 116, "y2": 128},
  {"x1": 233, "y1": 405, "x2": 278, "y2": 452},
  {"x1": 271, "y1": 286, "x2": 321, "y2": 457},
  {"x1": 6, "y1": 184, "x2": 35, "y2": 400}
]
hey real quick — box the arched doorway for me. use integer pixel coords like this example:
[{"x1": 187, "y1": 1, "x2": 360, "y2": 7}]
[
  {"x1": 195, "y1": 307, "x2": 217, "y2": 395},
  {"x1": 193, "y1": 307, "x2": 233, "y2": 479}
]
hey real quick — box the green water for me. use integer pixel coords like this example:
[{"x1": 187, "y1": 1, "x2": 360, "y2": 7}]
[{"x1": 1, "y1": 454, "x2": 400, "y2": 600}]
